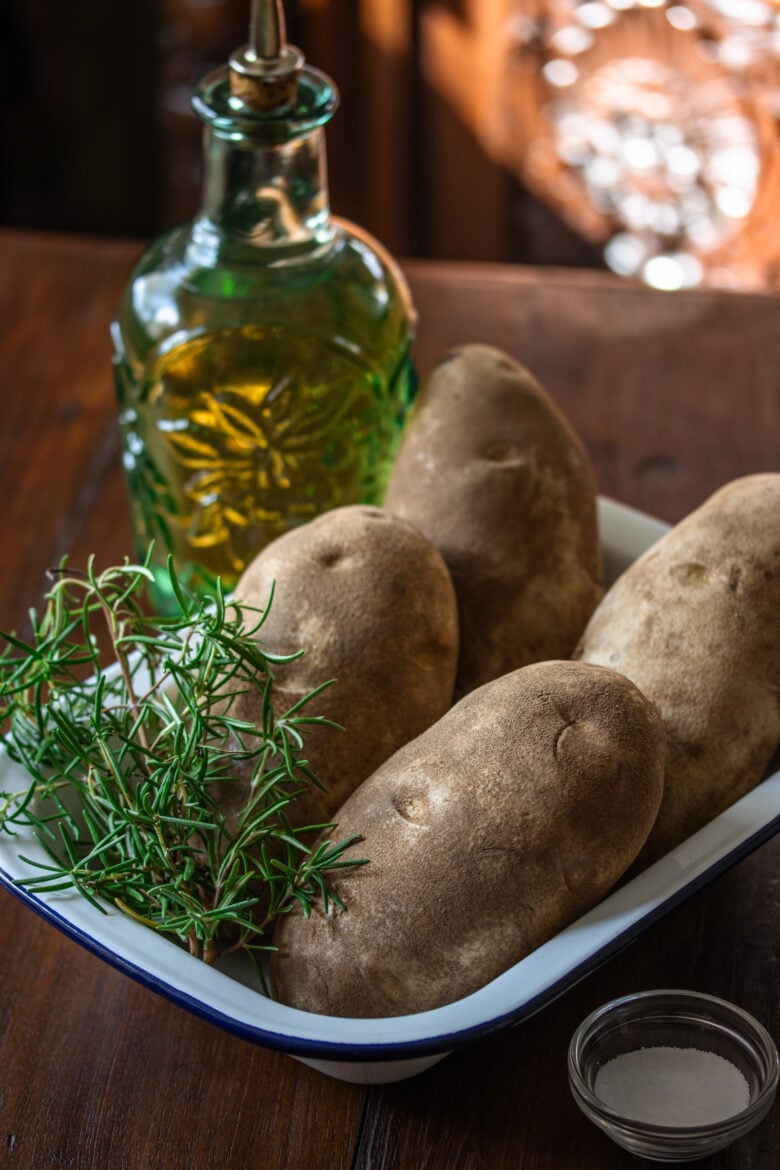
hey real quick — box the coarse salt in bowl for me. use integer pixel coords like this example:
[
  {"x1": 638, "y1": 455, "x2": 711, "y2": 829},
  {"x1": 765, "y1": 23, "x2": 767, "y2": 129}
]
[{"x1": 568, "y1": 989, "x2": 779, "y2": 1162}]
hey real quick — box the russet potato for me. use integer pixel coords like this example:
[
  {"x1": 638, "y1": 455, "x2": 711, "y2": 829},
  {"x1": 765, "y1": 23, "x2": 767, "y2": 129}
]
[
  {"x1": 270, "y1": 660, "x2": 665, "y2": 1017},
  {"x1": 576, "y1": 473, "x2": 780, "y2": 863},
  {"x1": 384, "y1": 344, "x2": 603, "y2": 696},
  {"x1": 222, "y1": 505, "x2": 459, "y2": 829}
]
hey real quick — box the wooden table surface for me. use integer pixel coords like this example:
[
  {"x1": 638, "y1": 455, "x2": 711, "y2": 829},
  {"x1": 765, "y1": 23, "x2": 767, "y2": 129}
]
[{"x1": 1, "y1": 229, "x2": 779, "y2": 1169}]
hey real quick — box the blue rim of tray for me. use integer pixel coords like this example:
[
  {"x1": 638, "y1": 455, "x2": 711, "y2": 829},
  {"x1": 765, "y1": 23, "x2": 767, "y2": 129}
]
[
  {"x1": 2, "y1": 781, "x2": 779, "y2": 1063},
  {"x1": 2, "y1": 496, "x2": 779, "y2": 1063}
]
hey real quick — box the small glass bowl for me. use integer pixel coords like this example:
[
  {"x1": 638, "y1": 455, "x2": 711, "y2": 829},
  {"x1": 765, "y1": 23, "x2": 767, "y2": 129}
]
[{"x1": 568, "y1": 989, "x2": 779, "y2": 1162}]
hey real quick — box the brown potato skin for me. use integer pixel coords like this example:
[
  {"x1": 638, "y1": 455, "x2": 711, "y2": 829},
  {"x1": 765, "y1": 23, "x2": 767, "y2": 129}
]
[
  {"x1": 384, "y1": 344, "x2": 603, "y2": 696},
  {"x1": 221, "y1": 505, "x2": 459, "y2": 829},
  {"x1": 270, "y1": 661, "x2": 665, "y2": 1018},
  {"x1": 576, "y1": 474, "x2": 780, "y2": 864}
]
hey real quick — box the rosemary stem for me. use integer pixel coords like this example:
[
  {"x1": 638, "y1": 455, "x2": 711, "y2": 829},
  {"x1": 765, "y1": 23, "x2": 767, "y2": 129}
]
[
  {"x1": 0, "y1": 550, "x2": 363, "y2": 983},
  {"x1": 99, "y1": 592, "x2": 151, "y2": 757}
]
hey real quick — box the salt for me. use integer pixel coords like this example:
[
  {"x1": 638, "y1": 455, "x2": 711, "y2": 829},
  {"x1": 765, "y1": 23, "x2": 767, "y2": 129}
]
[{"x1": 594, "y1": 1046, "x2": 751, "y2": 1127}]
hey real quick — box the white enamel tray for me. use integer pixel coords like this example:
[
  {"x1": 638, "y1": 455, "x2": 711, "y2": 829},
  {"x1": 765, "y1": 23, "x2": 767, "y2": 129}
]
[{"x1": 2, "y1": 498, "x2": 780, "y2": 1084}]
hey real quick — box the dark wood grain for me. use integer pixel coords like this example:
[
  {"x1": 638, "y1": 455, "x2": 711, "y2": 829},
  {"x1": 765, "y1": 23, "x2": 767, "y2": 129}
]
[
  {"x1": 1, "y1": 230, "x2": 778, "y2": 1170},
  {"x1": 0, "y1": 231, "x2": 367, "y2": 1170},
  {"x1": 404, "y1": 259, "x2": 780, "y2": 524}
]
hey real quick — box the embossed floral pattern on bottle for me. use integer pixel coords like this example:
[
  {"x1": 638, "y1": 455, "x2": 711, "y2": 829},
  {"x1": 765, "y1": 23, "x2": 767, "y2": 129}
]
[{"x1": 113, "y1": 56, "x2": 416, "y2": 606}]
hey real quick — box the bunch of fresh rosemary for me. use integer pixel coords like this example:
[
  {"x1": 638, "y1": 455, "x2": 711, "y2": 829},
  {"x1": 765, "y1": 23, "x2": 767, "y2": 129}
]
[{"x1": 0, "y1": 552, "x2": 362, "y2": 979}]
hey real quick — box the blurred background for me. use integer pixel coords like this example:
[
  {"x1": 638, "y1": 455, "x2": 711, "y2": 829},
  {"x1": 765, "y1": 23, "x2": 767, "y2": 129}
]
[{"x1": 2, "y1": 0, "x2": 780, "y2": 290}]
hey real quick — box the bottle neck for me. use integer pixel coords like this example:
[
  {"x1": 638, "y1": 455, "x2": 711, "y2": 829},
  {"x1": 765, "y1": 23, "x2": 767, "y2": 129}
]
[{"x1": 191, "y1": 123, "x2": 334, "y2": 263}]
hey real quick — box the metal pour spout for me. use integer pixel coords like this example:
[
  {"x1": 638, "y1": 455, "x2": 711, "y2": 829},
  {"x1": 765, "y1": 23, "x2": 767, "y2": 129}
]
[{"x1": 229, "y1": 0, "x2": 304, "y2": 109}]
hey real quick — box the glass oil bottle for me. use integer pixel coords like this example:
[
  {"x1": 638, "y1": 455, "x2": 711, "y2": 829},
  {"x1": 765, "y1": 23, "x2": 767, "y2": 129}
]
[{"x1": 112, "y1": 0, "x2": 416, "y2": 606}]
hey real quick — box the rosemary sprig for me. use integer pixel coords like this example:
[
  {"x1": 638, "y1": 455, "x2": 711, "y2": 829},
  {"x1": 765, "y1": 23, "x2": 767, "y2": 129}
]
[{"x1": 0, "y1": 550, "x2": 364, "y2": 973}]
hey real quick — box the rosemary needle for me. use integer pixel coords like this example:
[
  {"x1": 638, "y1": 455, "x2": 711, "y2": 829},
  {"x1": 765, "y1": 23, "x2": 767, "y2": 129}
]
[{"x1": 0, "y1": 549, "x2": 364, "y2": 971}]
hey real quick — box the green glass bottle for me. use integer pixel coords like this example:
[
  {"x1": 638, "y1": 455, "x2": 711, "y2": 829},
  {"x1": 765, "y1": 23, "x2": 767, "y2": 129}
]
[{"x1": 112, "y1": 0, "x2": 416, "y2": 607}]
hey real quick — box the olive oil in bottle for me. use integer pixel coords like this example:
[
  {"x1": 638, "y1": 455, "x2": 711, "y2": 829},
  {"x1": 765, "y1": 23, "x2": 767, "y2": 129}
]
[{"x1": 112, "y1": 0, "x2": 416, "y2": 606}]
